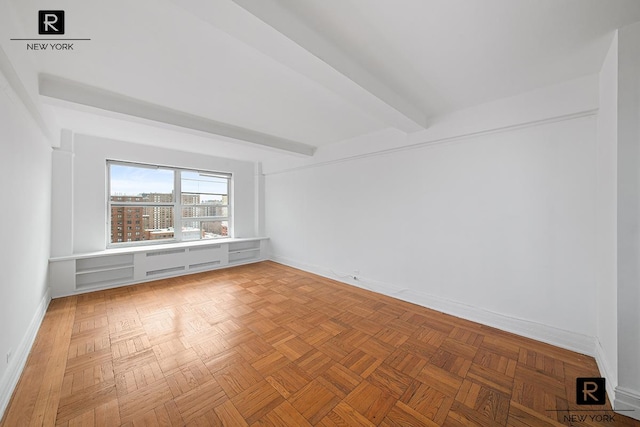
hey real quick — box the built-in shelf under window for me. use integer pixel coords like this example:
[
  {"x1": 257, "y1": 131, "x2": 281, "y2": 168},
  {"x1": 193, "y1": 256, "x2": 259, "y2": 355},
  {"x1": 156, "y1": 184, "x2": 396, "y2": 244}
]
[{"x1": 49, "y1": 237, "x2": 268, "y2": 298}]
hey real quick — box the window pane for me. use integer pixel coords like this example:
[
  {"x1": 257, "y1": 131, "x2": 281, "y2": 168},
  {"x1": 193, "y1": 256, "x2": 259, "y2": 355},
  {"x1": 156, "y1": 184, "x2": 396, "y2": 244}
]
[
  {"x1": 181, "y1": 171, "x2": 228, "y2": 195},
  {"x1": 202, "y1": 220, "x2": 228, "y2": 239},
  {"x1": 109, "y1": 205, "x2": 174, "y2": 243},
  {"x1": 110, "y1": 164, "x2": 174, "y2": 200},
  {"x1": 181, "y1": 221, "x2": 201, "y2": 241},
  {"x1": 110, "y1": 205, "x2": 146, "y2": 243},
  {"x1": 143, "y1": 206, "x2": 174, "y2": 231},
  {"x1": 181, "y1": 220, "x2": 228, "y2": 241},
  {"x1": 181, "y1": 194, "x2": 228, "y2": 205},
  {"x1": 182, "y1": 206, "x2": 228, "y2": 218}
]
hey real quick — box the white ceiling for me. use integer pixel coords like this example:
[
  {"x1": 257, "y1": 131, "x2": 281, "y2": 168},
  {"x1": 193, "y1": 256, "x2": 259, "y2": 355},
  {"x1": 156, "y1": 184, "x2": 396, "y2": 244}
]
[{"x1": 5, "y1": 0, "x2": 640, "y2": 158}]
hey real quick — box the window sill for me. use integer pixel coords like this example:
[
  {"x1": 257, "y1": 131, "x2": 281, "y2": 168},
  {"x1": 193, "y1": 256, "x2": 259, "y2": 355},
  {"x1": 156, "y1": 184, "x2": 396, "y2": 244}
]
[{"x1": 50, "y1": 236, "x2": 269, "y2": 262}]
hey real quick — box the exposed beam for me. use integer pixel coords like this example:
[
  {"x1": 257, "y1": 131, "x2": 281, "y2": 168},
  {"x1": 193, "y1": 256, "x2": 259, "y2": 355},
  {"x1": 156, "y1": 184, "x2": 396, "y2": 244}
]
[
  {"x1": 173, "y1": 0, "x2": 426, "y2": 132},
  {"x1": 38, "y1": 74, "x2": 316, "y2": 156},
  {"x1": 0, "y1": 47, "x2": 55, "y2": 142}
]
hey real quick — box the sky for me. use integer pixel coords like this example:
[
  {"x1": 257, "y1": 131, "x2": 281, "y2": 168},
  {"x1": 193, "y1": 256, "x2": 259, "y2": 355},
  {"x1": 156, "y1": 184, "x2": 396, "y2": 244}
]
[
  {"x1": 110, "y1": 164, "x2": 228, "y2": 196},
  {"x1": 110, "y1": 164, "x2": 173, "y2": 195}
]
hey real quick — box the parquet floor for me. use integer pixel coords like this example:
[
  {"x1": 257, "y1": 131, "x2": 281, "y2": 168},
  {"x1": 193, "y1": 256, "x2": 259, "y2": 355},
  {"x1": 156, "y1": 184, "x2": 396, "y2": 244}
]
[{"x1": 2, "y1": 261, "x2": 638, "y2": 426}]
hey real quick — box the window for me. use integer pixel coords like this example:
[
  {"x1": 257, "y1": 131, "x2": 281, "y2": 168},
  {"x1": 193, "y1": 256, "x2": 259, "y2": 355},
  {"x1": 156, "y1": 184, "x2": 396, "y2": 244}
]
[{"x1": 108, "y1": 161, "x2": 231, "y2": 246}]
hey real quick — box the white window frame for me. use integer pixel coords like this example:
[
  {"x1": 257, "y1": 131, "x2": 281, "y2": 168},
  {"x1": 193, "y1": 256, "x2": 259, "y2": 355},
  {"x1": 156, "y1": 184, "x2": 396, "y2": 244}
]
[{"x1": 107, "y1": 160, "x2": 232, "y2": 248}]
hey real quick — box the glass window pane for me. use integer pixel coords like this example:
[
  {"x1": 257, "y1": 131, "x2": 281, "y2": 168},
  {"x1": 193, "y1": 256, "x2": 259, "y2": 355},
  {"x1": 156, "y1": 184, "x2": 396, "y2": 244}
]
[
  {"x1": 214, "y1": 206, "x2": 228, "y2": 217},
  {"x1": 181, "y1": 221, "x2": 201, "y2": 241},
  {"x1": 182, "y1": 206, "x2": 228, "y2": 218},
  {"x1": 110, "y1": 164, "x2": 174, "y2": 201},
  {"x1": 181, "y1": 220, "x2": 228, "y2": 241},
  {"x1": 109, "y1": 205, "x2": 174, "y2": 243},
  {"x1": 143, "y1": 206, "x2": 174, "y2": 231},
  {"x1": 181, "y1": 194, "x2": 228, "y2": 205},
  {"x1": 202, "y1": 220, "x2": 228, "y2": 239},
  {"x1": 181, "y1": 171, "x2": 228, "y2": 195},
  {"x1": 201, "y1": 221, "x2": 229, "y2": 239}
]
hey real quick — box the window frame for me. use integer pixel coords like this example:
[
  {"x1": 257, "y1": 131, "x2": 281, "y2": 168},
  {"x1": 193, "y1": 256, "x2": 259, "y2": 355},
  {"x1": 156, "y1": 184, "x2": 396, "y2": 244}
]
[{"x1": 107, "y1": 160, "x2": 232, "y2": 248}]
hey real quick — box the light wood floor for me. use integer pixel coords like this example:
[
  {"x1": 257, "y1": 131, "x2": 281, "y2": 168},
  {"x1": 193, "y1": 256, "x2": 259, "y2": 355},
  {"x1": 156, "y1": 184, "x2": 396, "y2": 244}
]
[{"x1": 2, "y1": 261, "x2": 638, "y2": 426}]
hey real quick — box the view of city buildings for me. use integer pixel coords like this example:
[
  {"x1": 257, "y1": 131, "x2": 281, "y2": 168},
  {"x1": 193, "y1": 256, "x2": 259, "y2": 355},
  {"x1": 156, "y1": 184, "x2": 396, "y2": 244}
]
[{"x1": 110, "y1": 193, "x2": 228, "y2": 243}]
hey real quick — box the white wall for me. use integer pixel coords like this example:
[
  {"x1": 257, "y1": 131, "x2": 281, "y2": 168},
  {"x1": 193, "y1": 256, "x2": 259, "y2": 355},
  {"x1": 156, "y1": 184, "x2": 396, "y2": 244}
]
[
  {"x1": 266, "y1": 85, "x2": 600, "y2": 354},
  {"x1": 595, "y1": 32, "x2": 618, "y2": 398},
  {"x1": 62, "y1": 134, "x2": 258, "y2": 254},
  {"x1": 616, "y1": 21, "x2": 640, "y2": 418},
  {"x1": 0, "y1": 66, "x2": 52, "y2": 416},
  {"x1": 266, "y1": 116, "x2": 598, "y2": 344},
  {"x1": 262, "y1": 74, "x2": 599, "y2": 175}
]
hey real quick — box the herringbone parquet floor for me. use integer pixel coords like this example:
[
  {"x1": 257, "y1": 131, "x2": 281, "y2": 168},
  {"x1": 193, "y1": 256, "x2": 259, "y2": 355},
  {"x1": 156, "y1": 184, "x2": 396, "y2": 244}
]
[{"x1": 2, "y1": 261, "x2": 638, "y2": 426}]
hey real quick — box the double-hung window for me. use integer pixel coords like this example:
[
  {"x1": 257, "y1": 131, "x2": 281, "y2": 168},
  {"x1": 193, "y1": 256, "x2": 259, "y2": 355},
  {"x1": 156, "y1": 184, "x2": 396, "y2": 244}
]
[{"x1": 108, "y1": 161, "x2": 231, "y2": 246}]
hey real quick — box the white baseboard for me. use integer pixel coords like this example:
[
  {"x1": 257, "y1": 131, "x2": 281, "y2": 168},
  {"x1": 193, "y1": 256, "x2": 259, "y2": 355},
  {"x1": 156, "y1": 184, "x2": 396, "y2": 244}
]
[
  {"x1": 615, "y1": 387, "x2": 640, "y2": 421},
  {"x1": 270, "y1": 254, "x2": 597, "y2": 357},
  {"x1": 594, "y1": 339, "x2": 617, "y2": 408},
  {"x1": 0, "y1": 288, "x2": 51, "y2": 420}
]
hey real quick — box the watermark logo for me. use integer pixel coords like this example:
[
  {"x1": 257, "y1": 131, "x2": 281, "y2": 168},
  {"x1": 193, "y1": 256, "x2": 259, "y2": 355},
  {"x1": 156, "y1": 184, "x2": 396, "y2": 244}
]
[
  {"x1": 39, "y1": 11, "x2": 65, "y2": 35},
  {"x1": 9, "y1": 10, "x2": 89, "y2": 50},
  {"x1": 545, "y1": 378, "x2": 630, "y2": 424},
  {"x1": 576, "y1": 377, "x2": 606, "y2": 405}
]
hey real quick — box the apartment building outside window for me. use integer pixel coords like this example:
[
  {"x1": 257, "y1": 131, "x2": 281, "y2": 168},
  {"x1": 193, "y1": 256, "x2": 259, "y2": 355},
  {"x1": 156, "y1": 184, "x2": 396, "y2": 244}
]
[{"x1": 107, "y1": 161, "x2": 231, "y2": 247}]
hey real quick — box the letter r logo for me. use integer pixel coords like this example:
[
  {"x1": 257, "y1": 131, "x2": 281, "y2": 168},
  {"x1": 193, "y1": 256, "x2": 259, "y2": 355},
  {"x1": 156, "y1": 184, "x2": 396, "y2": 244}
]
[
  {"x1": 576, "y1": 377, "x2": 606, "y2": 405},
  {"x1": 39, "y1": 11, "x2": 65, "y2": 35},
  {"x1": 583, "y1": 381, "x2": 598, "y2": 401}
]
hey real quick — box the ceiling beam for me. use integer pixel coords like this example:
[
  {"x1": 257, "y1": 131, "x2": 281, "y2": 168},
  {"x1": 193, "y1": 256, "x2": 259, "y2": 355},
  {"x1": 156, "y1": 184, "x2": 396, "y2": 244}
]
[
  {"x1": 173, "y1": 0, "x2": 426, "y2": 133},
  {"x1": 0, "y1": 47, "x2": 55, "y2": 142},
  {"x1": 38, "y1": 74, "x2": 316, "y2": 156}
]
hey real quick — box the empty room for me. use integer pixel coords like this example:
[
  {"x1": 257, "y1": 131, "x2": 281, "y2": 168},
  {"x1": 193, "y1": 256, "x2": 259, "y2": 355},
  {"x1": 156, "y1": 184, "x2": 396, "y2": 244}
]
[{"x1": 1, "y1": 0, "x2": 640, "y2": 425}]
